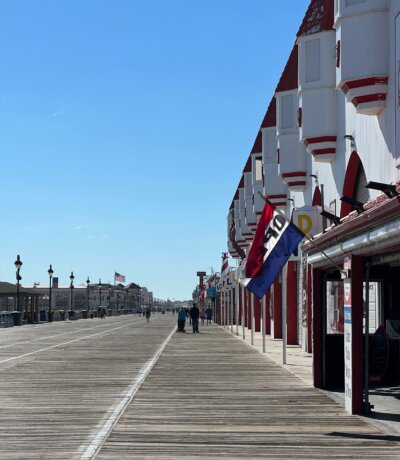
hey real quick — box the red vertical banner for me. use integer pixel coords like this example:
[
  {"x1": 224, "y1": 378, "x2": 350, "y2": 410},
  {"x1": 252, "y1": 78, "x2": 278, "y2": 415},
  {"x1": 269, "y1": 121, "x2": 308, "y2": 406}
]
[
  {"x1": 254, "y1": 296, "x2": 261, "y2": 332},
  {"x1": 287, "y1": 261, "x2": 297, "y2": 345}
]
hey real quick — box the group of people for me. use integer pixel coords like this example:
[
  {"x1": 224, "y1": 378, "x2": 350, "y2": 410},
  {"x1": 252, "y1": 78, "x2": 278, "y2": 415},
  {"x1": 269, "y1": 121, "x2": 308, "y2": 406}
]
[{"x1": 177, "y1": 303, "x2": 213, "y2": 333}]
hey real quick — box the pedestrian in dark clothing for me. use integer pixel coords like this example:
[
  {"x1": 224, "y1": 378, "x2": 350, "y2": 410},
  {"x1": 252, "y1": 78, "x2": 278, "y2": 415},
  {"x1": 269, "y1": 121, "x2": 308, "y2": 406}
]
[
  {"x1": 206, "y1": 305, "x2": 212, "y2": 325},
  {"x1": 190, "y1": 303, "x2": 200, "y2": 333},
  {"x1": 177, "y1": 307, "x2": 186, "y2": 332}
]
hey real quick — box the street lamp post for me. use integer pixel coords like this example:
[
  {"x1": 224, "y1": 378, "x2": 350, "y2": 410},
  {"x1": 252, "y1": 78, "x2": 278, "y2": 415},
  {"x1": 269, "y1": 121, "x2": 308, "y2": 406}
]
[
  {"x1": 14, "y1": 255, "x2": 23, "y2": 312},
  {"x1": 108, "y1": 286, "x2": 111, "y2": 312},
  {"x1": 86, "y1": 277, "x2": 90, "y2": 312},
  {"x1": 48, "y1": 264, "x2": 54, "y2": 322},
  {"x1": 98, "y1": 279, "x2": 102, "y2": 308},
  {"x1": 69, "y1": 271, "x2": 75, "y2": 311}
]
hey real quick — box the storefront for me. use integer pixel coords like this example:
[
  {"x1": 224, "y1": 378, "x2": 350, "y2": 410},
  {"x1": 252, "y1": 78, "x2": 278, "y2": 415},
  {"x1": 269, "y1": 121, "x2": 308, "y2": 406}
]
[{"x1": 305, "y1": 190, "x2": 400, "y2": 414}]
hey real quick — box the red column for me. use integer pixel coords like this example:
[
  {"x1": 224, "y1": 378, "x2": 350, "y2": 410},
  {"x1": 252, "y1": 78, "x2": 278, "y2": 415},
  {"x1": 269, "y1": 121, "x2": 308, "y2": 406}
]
[
  {"x1": 307, "y1": 265, "x2": 312, "y2": 353},
  {"x1": 312, "y1": 267, "x2": 323, "y2": 388},
  {"x1": 287, "y1": 261, "x2": 298, "y2": 345},
  {"x1": 247, "y1": 290, "x2": 251, "y2": 329},
  {"x1": 273, "y1": 278, "x2": 282, "y2": 339},
  {"x1": 350, "y1": 254, "x2": 364, "y2": 415},
  {"x1": 238, "y1": 285, "x2": 242, "y2": 325},
  {"x1": 264, "y1": 292, "x2": 271, "y2": 335},
  {"x1": 254, "y1": 296, "x2": 261, "y2": 332}
]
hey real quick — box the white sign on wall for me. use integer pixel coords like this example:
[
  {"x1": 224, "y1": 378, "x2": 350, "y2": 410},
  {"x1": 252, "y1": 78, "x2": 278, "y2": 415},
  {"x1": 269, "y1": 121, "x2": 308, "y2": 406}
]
[
  {"x1": 344, "y1": 279, "x2": 352, "y2": 413},
  {"x1": 292, "y1": 206, "x2": 322, "y2": 238}
]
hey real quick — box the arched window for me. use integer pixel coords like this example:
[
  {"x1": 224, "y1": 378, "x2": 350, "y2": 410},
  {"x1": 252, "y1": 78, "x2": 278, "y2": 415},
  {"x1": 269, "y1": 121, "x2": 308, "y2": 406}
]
[
  {"x1": 340, "y1": 151, "x2": 370, "y2": 217},
  {"x1": 312, "y1": 186, "x2": 322, "y2": 206}
]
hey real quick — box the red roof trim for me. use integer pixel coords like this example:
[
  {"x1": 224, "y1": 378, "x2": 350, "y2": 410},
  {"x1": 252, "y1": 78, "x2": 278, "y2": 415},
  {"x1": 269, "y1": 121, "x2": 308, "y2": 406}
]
[
  {"x1": 261, "y1": 97, "x2": 277, "y2": 128},
  {"x1": 251, "y1": 131, "x2": 262, "y2": 154},
  {"x1": 243, "y1": 156, "x2": 252, "y2": 173},
  {"x1": 297, "y1": 0, "x2": 334, "y2": 38},
  {"x1": 275, "y1": 45, "x2": 298, "y2": 93}
]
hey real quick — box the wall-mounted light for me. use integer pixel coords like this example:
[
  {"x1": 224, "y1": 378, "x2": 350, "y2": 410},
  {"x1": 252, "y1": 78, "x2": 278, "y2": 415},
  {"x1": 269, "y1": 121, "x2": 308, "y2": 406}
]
[
  {"x1": 320, "y1": 210, "x2": 341, "y2": 226},
  {"x1": 366, "y1": 181, "x2": 399, "y2": 199},
  {"x1": 340, "y1": 195, "x2": 365, "y2": 214}
]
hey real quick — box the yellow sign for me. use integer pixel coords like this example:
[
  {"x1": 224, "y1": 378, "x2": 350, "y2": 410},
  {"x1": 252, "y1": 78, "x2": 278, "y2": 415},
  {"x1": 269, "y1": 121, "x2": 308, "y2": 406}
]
[{"x1": 293, "y1": 206, "x2": 322, "y2": 237}]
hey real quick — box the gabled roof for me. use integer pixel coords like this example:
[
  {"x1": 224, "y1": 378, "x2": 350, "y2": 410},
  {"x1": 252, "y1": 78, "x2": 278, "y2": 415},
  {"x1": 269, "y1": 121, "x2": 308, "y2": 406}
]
[
  {"x1": 297, "y1": 0, "x2": 334, "y2": 37},
  {"x1": 124, "y1": 282, "x2": 141, "y2": 290},
  {"x1": 243, "y1": 155, "x2": 252, "y2": 173},
  {"x1": 250, "y1": 131, "x2": 262, "y2": 154},
  {"x1": 261, "y1": 97, "x2": 276, "y2": 129},
  {"x1": 275, "y1": 45, "x2": 298, "y2": 93}
]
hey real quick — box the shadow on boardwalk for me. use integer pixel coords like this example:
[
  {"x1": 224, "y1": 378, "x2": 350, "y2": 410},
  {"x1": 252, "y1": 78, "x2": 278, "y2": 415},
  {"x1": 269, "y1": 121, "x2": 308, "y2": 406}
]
[{"x1": 97, "y1": 324, "x2": 400, "y2": 459}]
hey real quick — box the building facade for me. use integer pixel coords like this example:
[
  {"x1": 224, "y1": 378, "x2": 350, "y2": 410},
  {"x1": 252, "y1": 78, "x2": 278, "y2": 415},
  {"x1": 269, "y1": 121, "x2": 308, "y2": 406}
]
[{"x1": 224, "y1": 0, "x2": 400, "y2": 414}]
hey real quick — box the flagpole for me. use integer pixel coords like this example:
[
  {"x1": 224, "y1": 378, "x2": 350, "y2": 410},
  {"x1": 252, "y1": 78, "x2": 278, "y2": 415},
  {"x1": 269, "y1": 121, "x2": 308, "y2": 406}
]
[
  {"x1": 242, "y1": 285, "x2": 245, "y2": 340},
  {"x1": 262, "y1": 295, "x2": 266, "y2": 353},
  {"x1": 282, "y1": 263, "x2": 287, "y2": 365},
  {"x1": 230, "y1": 287, "x2": 233, "y2": 333},
  {"x1": 251, "y1": 293, "x2": 254, "y2": 346},
  {"x1": 235, "y1": 278, "x2": 239, "y2": 336}
]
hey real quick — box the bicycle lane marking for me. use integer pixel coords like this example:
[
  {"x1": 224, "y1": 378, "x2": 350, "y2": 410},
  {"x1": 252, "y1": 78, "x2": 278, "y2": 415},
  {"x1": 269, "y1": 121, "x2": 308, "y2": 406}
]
[
  {"x1": 80, "y1": 325, "x2": 176, "y2": 460},
  {"x1": 0, "y1": 318, "x2": 147, "y2": 364}
]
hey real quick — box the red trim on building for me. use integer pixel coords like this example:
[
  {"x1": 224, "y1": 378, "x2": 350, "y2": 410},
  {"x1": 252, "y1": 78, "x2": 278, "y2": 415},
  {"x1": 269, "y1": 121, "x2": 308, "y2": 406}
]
[
  {"x1": 312, "y1": 268, "x2": 322, "y2": 388},
  {"x1": 287, "y1": 261, "x2": 297, "y2": 345},
  {"x1": 312, "y1": 148, "x2": 336, "y2": 156},
  {"x1": 265, "y1": 291, "x2": 271, "y2": 335},
  {"x1": 352, "y1": 93, "x2": 387, "y2": 107},
  {"x1": 287, "y1": 181, "x2": 307, "y2": 187},
  {"x1": 273, "y1": 279, "x2": 282, "y2": 339},
  {"x1": 307, "y1": 265, "x2": 312, "y2": 353},
  {"x1": 281, "y1": 171, "x2": 307, "y2": 178},
  {"x1": 267, "y1": 194, "x2": 287, "y2": 199},
  {"x1": 312, "y1": 186, "x2": 322, "y2": 206},
  {"x1": 342, "y1": 76, "x2": 388, "y2": 92},
  {"x1": 304, "y1": 136, "x2": 337, "y2": 145},
  {"x1": 254, "y1": 296, "x2": 261, "y2": 332}
]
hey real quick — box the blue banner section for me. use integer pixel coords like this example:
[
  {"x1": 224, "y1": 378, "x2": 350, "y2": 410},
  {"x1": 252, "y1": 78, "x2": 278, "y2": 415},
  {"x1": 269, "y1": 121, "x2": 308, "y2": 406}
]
[
  {"x1": 344, "y1": 306, "x2": 352, "y2": 324},
  {"x1": 247, "y1": 223, "x2": 303, "y2": 299},
  {"x1": 206, "y1": 287, "x2": 216, "y2": 298}
]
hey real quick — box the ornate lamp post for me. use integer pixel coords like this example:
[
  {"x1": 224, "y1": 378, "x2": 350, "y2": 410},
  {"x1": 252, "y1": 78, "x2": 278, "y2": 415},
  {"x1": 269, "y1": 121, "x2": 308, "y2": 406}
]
[
  {"x1": 98, "y1": 279, "x2": 102, "y2": 308},
  {"x1": 86, "y1": 277, "x2": 90, "y2": 312},
  {"x1": 14, "y1": 255, "x2": 22, "y2": 312},
  {"x1": 69, "y1": 271, "x2": 75, "y2": 311},
  {"x1": 48, "y1": 264, "x2": 54, "y2": 322}
]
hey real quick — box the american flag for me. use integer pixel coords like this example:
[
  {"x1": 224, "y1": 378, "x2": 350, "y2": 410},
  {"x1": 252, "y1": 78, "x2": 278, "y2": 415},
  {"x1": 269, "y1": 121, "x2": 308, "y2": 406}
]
[{"x1": 114, "y1": 272, "x2": 126, "y2": 283}]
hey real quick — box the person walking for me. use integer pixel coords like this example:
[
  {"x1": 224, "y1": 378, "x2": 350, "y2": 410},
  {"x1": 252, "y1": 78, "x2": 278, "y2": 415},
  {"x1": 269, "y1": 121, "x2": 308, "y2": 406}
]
[
  {"x1": 177, "y1": 307, "x2": 186, "y2": 332},
  {"x1": 206, "y1": 304, "x2": 212, "y2": 325},
  {"x1": 199, "y1": 307, "x2": 206, "y2": 326},
  {"x1": 145, "y1": 308, "x2": 151, "y2": 323},
  {"x1": 190, "y1": 303, "x2": 200, "y2": 334}
]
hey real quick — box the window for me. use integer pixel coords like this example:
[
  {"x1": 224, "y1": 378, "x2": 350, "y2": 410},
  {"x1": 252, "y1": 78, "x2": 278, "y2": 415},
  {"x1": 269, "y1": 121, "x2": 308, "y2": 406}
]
[
  {"x1": 326, "y1": 281, "x2": 344, "y2": 334},
  {"x1": 255, "y1": 157, "x2": 263, "y2": 181},
  {"x1": 305, "y1": 39, "x2": 320, "y2": 82},
  {"x1": 281, "y1": 94, "x2": 294, "y2": 129}
]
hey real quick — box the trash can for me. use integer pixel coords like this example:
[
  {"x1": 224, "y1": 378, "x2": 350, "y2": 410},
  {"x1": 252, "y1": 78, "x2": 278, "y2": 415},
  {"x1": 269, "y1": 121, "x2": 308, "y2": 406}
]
[
  {"x1": 81, "y1": 310, "x2": 88, "y2": 319},
  {"x1": 11, "y1": 311, "x2": 22, "y2": 326},
  {"x1": 107, "y1": 309, "x2": 113, "y2": 317},
  {"x1": 59, "y1": 310, "x2": 65, "y2": 321},
  {"x1": 68, "y1": 310, "x2": 76, "y2": 320},
  {"x1": 39, "y1": 310, "x2": 46, "y2": 322}
]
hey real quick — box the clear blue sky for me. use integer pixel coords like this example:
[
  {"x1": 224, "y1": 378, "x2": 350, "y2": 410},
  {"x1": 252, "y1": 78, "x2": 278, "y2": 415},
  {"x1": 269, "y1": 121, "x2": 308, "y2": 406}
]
[{"x1": 0, "y1": 0, "x2": 309, "y2": 300}]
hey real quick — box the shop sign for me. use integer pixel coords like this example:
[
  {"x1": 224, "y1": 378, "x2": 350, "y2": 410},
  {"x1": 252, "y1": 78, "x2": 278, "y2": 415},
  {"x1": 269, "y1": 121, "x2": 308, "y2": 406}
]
[
  {"x1": 344, "y1": 278, "x2": 352, "y2": 413},
  {"x1": 216, "y1": 282, "x2": 223, "y2": 292},
  {"x1": 292, "y1": 206, "x2": 322, "y2": 238}
]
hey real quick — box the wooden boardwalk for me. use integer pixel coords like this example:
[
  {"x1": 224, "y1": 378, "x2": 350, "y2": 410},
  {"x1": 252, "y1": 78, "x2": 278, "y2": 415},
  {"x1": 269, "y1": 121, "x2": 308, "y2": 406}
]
[
  {"x1": 97, "y1": 322, "x2": 400, "y2": 459},
  {"x1": 0, "y1": 315, "x2": 399, "y2": 459}
]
